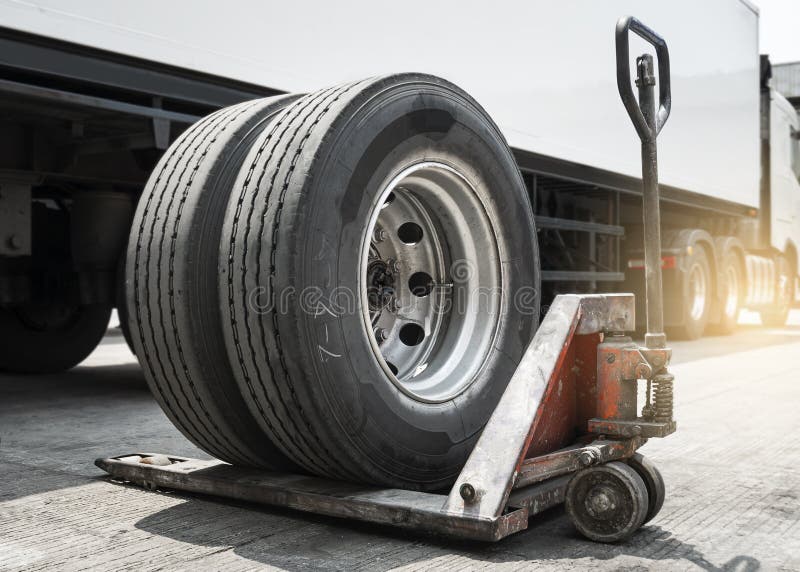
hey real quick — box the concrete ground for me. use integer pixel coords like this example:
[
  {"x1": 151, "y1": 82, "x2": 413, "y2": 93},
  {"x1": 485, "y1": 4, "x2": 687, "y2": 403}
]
[{"x1": 1, "y1": 311, "x2": 799, "y2": 571}]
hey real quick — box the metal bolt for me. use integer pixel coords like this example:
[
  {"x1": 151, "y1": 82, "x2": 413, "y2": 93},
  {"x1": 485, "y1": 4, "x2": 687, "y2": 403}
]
[
  {"x1": 578, "y1": 449, "x2": 598, "y2": 467},
  {"x1": 635, "y1": 363, "x2": 653, "y2": 380},
  {"x1": 606, "y1": 354, "x2": 616, "y2": 364},
  {"x1": 588, "y1": 490, "x2": 614, "y2": 514},
  {"x1": 373, "y1": 227, "x2": 387, "y2": 242},
  {"x1": 374, "y1": 327, "x2": 388, "y2": 342},
  {"x1": 459, "y1": 482, "x2": 476, "y2": 503},
  {"x1": 389, "y1": 258, "x2": 401, "y2": 273},
  {"x1": 6, "y1": 234, "x2": 22, "y2": 250}
]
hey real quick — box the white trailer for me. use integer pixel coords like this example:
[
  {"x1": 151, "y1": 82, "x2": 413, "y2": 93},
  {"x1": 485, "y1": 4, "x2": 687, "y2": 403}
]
[{"x1": 0, "y1": 0, "x2": 797, "y2": 375}]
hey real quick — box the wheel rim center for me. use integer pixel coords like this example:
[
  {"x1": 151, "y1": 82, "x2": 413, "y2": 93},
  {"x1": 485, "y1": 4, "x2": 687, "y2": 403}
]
[
  {"x1": 585, "y1": 485, "x2": 618, "y2": 517},
  {"x1": 366, "y1": 258, "x2": 396, "y2": 322},
  {"x1": 359, "y1": 162, "x2": 502, "y2": 403}
]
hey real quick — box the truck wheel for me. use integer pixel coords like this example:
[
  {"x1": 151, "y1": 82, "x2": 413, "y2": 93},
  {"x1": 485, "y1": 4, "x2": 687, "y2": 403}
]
[
  {"x1": 566, "y1": 461, "x2": 649, "y2": 542},
  {"x1": 760, "y1": 254, "x2": 792, "y2": 327},
  {"x1": 126, "y1": 95, "x2": 301, "y2": 469},
  {"x1": 0, "y1": 302, "x2": 110, "y2": 373},
  {"x1": 711, "y1": 251, "x2": 743, "y2": 335},
  {"x1": 220, "y1": 74, "x2": 540, "y2": 489},
  {"x1": 670, "y1": 246, "x2": 711, "y2": 340}
]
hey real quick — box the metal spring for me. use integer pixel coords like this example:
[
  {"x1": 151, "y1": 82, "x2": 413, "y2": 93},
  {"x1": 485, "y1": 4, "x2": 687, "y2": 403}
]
[{"x1": 652, "y1": 370, "x2": 674, "y2": 422}]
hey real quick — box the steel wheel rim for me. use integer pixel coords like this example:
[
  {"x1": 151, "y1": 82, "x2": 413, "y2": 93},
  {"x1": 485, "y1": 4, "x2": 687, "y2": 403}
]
[
  {"x1": 359, "y1": 162, "x2": 502, "y2": 403},
  {"x1": 724, "y1": 265, "x2": 739, "y2": 318},
  {"x1": 689, "y1": 262, "x2": 707, "y2": 322}
]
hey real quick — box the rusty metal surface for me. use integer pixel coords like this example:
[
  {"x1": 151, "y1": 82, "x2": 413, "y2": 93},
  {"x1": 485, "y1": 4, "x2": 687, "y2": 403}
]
[
  {"x1": 95, "y1": 455, "x2": 528, "y2": 542},
  {"x1": 574, "y1": 294, "x2": 635, "y2": 335},
  {"x1": 507, "y1": 475, "x2": 570, "y2": 515},
  {"x1": 515, "y1": 438, "x2": 644, "y2": 490},
  {"x1": 588, "y1": 419, "x2": 676, "y2": 439},
  {"x1": 443, "y1": 294, "x2": 635, "y2": 521}
]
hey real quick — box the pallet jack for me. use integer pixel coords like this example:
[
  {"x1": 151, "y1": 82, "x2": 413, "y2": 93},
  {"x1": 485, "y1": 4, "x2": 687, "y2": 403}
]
[{"x1": 97, "y1": 17, "x2": 677, "y2": 543}]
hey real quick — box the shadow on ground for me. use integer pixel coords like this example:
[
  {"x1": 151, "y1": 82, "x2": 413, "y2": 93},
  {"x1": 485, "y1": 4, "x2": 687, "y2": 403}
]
[{"x1": 131, "y1": 488, "x2": 760, "y2": 571}]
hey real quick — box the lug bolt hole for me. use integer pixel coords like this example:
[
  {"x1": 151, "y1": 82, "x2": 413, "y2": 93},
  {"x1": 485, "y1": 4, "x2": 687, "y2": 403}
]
[
  {"x1": 409, "y1": 272, "x2": 434, "y2": 297},
  {"x1": 398, "y1": 222, "x2": 423, "y2": 245},
  {"x1": 399, "y1": 323, "x2": 425, "y2": 346}
]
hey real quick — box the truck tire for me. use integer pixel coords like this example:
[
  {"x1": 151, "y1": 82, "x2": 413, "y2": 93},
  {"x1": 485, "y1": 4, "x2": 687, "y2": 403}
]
[
  {"x1": 710, "y1": 251, "x2": 743, "y2": 335},
  {"x1": 126, "y1": 95, "x2": 301, "y2": 469},
  {"x1": 0, "y1": 303, "x2": 110, "y2": 373},
  {"x1": 220, "y1": 74, "x2": 540, "y2": 489},
  {"x1": 669, "y1": 246, "x2": 712, "y2": 340},
  {"x1": 116, "y1": 258, "x2": 134, "y2": 354},
  {"x1": 760, "y1": 254, "x2": 792, "y2": 327}
]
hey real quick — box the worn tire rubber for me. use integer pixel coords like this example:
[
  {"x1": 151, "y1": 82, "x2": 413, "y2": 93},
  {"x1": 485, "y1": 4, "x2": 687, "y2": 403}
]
[
  {"x1": 0, "y1": 303, "x2": 110, "y2": 373},
  {"x1": 627, "y1": 453, "x2": 666, "y2": 524},
  {"x1": 126, "y1": 95, "x2": 300, "y2": 469},
  {"x1": 668, "y1": 246, "x2": 711, "y2": 340},
  {"x1": 219, "y1": 75, "x2": 540, "y2": 489}
]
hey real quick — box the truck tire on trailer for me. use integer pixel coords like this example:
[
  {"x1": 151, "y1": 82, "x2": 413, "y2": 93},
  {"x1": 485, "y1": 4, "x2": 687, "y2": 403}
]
[
  {"x1": 220, "y1": 74, "x2": 540, "y2": 489},
  {"x1": 670, "y1": 246, "x2": 712, "y2": 340},
  {"x1": 126, "y1": 95, "x2": 301, "y2": 469},
  {"x1": 0, "y1": 303, "x2": 110, "y2": 373},
  {"x1": 760, "y1": 253, "x2": 793, "y2": 327},
  {"x1": 710, "y1": 250, "x2": 744, "y2": 335}
]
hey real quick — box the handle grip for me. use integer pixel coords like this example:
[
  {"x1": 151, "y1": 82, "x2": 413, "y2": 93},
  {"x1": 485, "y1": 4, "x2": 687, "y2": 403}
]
[{"x1": 616, "y1": 16, "x2": 671, "y2": 140}]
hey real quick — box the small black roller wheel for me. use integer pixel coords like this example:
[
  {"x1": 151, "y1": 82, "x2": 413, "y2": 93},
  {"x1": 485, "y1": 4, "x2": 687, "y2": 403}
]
[
  {"x1": 566, "y1": 461, "x2": 649, "y2": 543},
  {"x1": 626, "y1": 453, "x2": 666, "y2": 523}
]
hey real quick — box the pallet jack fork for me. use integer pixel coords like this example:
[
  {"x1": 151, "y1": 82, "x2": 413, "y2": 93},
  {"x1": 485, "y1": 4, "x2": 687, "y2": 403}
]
[{"x1": 98, "y1": 17, "x2": 676, "y2": 543}]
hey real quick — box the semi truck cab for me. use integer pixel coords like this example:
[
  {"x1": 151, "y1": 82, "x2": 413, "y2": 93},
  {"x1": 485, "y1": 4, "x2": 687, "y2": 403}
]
[{"x1": 769, "y1": 89, "x2": 800, "y2": 270}]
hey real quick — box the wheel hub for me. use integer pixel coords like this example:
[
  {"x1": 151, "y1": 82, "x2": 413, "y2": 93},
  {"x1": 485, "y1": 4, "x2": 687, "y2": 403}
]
[
  {"x1": 366, "y1": 257, "x2": 396, "y2": 323},
  {"x1": 585, "y1": 485, "x2": 619, "y2": 516},
  {"x1": 359, "y1": 162, "x2": 502, "y2": 403}
]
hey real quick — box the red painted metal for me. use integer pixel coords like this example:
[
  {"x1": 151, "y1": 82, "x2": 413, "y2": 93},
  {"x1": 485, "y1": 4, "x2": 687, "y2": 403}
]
[{"x1": 524, "y1": 333, "x2": 601, "y2": 459}]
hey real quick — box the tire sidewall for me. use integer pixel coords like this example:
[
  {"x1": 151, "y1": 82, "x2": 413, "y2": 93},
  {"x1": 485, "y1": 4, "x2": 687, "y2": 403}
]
[{"x1": 280, "y1": 79, "x2": 539, "y2": 483}]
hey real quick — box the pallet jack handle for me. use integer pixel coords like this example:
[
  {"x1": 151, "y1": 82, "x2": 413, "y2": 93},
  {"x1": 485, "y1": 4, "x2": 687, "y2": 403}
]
[{"x1": 616, "y1": 16, "x2": 671, "y2": 349}]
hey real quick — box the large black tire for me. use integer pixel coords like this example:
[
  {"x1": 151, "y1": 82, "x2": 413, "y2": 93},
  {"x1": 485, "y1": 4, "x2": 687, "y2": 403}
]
[
  {"x1": 126, "y1": 95, "x2": 300, "y2": 469},
  {"x1": 669, "y1": 246, "x2": 712, "y2": 340},
  {"x1": 219, "y1": 75, "x2": 540, "y2": 489},
  {"x1": 0, "y1": 302, "x2": 110, "y2": 373},
  {"x1": 760, "y1": 254, "x2": 793, "y2": 327}
]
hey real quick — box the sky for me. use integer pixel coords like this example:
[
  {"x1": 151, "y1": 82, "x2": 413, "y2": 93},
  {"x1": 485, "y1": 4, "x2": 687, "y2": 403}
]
[{"x1": 757, "y1": 0, "x2": 800, "y2": 63}]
